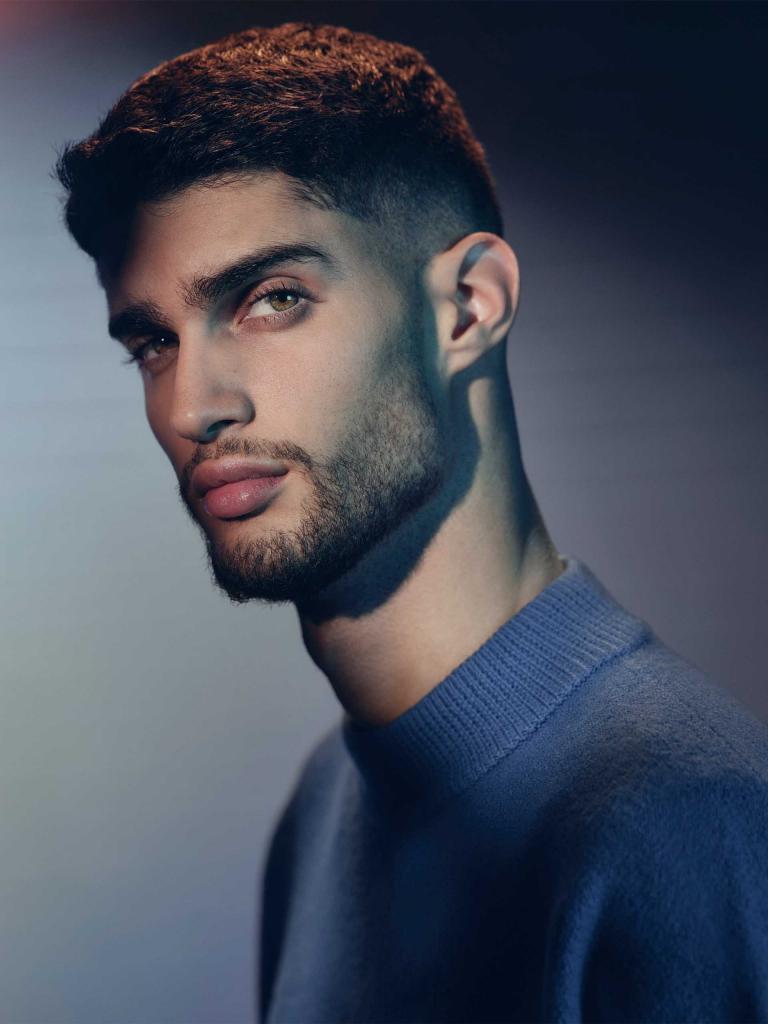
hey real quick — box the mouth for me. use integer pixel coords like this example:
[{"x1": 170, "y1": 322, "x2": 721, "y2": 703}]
[{"x1": 202, "y1": 472, "x2": 289, "y2": 520}]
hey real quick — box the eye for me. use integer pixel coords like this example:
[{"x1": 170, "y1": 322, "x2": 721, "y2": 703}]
[
  {"x1": 241, "y1": 281, "x2": 311, "y2": 324},
  {"x1": 121, "y1": 334, "x2": 177, "y2": 370},
  {"x1": 120, "y1": 280, "x2": 313, "y2": 373}
]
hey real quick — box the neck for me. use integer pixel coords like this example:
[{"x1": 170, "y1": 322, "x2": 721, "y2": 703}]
[{"x1": 296, "y1": 379, "x2": 564, "y2": 727}]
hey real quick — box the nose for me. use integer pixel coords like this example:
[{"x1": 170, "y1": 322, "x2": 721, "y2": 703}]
[{"x1": 169, "y1": 334, "x2": 253, "y2": 443}]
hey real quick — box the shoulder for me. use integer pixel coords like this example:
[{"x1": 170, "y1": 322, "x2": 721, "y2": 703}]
[
  {"x1": 289, "y1": 717, "x2": 349, "y2": 807},
  {"x1": 552, "y1": 630, "x2": 768, "y2": 838},
  {"x1": 547, "y1": 661, "x2": 768, "y2": 902},
  {"x1": 542, "y1": 640, "x2": 768, "y2": 1021},
  {"x1": 557, "y1": 630, "x2": 768, "y2": 877},
  {"x1": 618, "y1": 632, "x2": 768, "y2": 771},
  {"x1": 261, "y1": 716, "x2": 350, "y2": 871}
]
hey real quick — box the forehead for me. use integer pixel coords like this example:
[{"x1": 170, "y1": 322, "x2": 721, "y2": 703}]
[{"x1": 103, "y1": 171, "x2": 374, "y2": 304}]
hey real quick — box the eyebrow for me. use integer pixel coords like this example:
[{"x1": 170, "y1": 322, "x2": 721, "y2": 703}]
[
  {"x1": 107, "y1": 300, "x2": 171, "y2": 344},
  {"x1": 107, "y1": 241, "x2": 340, "y2": 342}
]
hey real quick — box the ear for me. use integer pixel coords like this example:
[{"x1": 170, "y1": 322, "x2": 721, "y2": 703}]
[{"x1": 423, "y1": 232, "x2": 520, "y2": 375}]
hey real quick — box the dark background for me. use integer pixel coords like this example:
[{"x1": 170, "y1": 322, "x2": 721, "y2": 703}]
[{"x1": 1, "y1": 3, "x2": 766, "y2": 1020}]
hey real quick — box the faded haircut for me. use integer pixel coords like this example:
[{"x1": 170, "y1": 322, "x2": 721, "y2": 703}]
[{"x1": 53, "y1": 21, "x2": 504, "y2": 290}]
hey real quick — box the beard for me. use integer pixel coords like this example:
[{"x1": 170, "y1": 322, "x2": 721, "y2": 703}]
[{"x1": 176, "y1": 324, "x2": 447, "y2": 610}]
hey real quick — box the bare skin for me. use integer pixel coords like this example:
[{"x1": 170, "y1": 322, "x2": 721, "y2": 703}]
[{"x1": 103, "y1": 171, "x2": 564, "y2": 726}]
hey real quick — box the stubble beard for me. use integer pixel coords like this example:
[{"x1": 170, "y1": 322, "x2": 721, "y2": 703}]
[{"x1": 184, "y1": 343, "x2": 446, "y2": 608}]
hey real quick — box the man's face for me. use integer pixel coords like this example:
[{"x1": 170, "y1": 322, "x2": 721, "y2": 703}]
[{"x1": 104, "y1": 172, "x2": 447, "y2": 609}]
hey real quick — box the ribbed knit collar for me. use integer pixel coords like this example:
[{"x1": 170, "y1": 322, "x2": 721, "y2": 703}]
[{"x1": 340, "y1": 555, "x2": 651, "y2": 818}]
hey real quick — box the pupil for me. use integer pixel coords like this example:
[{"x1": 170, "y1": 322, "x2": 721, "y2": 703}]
[{"x1": 272, "y1": 291, "x2": 295, "y2": 310}]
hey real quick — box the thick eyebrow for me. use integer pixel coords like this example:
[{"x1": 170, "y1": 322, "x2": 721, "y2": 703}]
[
  {"x1": 108, "y1": 240, "x2": 341, "y2": 342},
  {"x1": 108, "y1": 300, "x2": 172, "y2": 343},
  {"x1": 181, "y1": 241, "x2": 341, "y2": 310}
]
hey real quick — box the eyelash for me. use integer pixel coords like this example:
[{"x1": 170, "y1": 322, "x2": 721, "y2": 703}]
[{"x1": 121, "y1": 281, "x2": 312, "y2": 369}]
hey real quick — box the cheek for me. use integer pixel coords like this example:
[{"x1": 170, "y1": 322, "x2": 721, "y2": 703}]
[
  {"x1": 270, "y1": 331, "x2": 383, "y2": 445},
  {"x1": 283, "y1": 370, "x2": 367, "y2": 453}
]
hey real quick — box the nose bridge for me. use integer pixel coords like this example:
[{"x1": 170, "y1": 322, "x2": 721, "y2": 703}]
[{"x1": 169, "y1": 330, "x2": 251, "y2": 441}]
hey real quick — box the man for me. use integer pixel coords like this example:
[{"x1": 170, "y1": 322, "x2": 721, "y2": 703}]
[{"x1": 55, "y1": 21, "x2": 768, "y2": 1024}]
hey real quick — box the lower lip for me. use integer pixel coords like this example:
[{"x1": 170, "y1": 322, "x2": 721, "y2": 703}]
[{"x1": 202, "y1": 473, "x2": 288, "y2": 519}]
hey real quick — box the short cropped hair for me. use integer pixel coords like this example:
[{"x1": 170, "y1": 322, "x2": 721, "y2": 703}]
[{"x1": 54, "y1": 21, "x2": 504, "y2": 286}]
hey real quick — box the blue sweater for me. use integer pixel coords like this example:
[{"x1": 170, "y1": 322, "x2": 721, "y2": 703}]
[{"x1": 259, "y1": 557, "x2": 768, "y2": 1023}]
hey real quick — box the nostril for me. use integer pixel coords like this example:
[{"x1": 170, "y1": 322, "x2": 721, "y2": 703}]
[{"x1": 204, "y1": 419, "x2": 238, "y2": 439}]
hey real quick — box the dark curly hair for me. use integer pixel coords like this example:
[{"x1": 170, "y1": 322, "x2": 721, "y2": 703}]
[{"x1": 53, "y1": 21, "x2": 504, "y2": 285}]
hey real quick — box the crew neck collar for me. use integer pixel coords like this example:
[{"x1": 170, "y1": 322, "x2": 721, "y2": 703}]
[{"x1": 340, "y1": 555, "x2": 651, "y2": 818}]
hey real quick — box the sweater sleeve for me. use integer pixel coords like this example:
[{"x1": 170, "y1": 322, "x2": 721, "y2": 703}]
[{"x1": 548, "y1": 772, "x2": 768, "y2": 1024}]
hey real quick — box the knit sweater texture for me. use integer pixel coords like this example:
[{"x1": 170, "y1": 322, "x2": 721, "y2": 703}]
[{"x1": 259, "y1": 556, "x2": 768, "y2": 1023}]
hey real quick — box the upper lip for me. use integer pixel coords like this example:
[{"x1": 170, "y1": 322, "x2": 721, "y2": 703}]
[{"x1": 191, "y1": 458, "x2": 289, "y2": 498}]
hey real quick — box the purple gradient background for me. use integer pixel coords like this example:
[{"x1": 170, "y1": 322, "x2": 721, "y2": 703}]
[{"x1": 1, "y1": 3, "x2": 765, "y2": 1020}]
